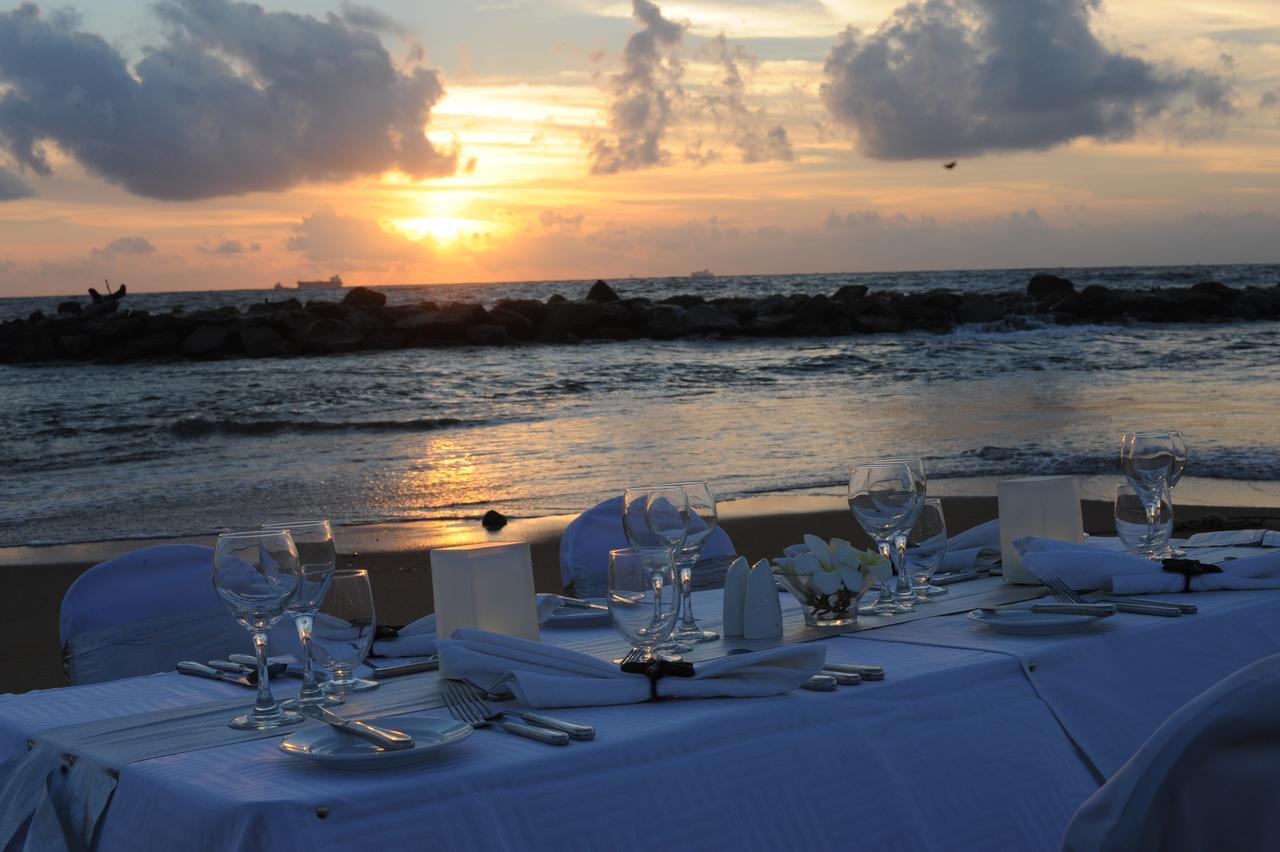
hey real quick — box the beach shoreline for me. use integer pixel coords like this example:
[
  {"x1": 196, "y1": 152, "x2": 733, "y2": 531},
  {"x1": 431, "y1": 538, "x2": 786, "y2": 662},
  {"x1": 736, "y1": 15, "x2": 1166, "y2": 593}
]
[{"x1": 7, "y1": 478, "x2": 1280, "y2": 695}]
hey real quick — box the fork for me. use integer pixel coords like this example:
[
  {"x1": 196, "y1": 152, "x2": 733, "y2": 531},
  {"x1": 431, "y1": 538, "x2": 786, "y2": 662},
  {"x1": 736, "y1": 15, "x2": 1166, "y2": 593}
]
[
  {"x1": 1045, "y1": 578, "x2": 1181, "y2": 617},
  {"x1": 440, "y1": 680, "x2": 572, "y2": 746}
]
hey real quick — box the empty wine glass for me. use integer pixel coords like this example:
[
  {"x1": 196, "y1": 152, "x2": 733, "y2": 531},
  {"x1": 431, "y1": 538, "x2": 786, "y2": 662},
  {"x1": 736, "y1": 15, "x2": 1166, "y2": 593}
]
[
  {"x1": 849, "y1": 461, "x2": 925, "y2": 615},
  {"x1": 1121, "y1": 431, "x2": 1179, "y2": 557},
  {"x1": 907, "y1": 498, "x2": 948, "y2": 601},
  {"x1": 211, "y1": 529, "x2": 303, "y2": 730},
  {"x1": 1115, "y1": 484, "x2": 1173, "y2": 559},
  {"x1": 263, "y1": 520, "x2": 338, "y2": 709},
  {"x1": 656, "y1": 481, "x2": 720, "y2": 644},
  {"x1": 623, "y1": 485, "x2": 691, "y2": 653},
  {"x1": 607, "y1": 548, "x2": 678, "y2": 664},
  {"x1": 312, "y1": 569, "x2": 379, "y2": 696}
]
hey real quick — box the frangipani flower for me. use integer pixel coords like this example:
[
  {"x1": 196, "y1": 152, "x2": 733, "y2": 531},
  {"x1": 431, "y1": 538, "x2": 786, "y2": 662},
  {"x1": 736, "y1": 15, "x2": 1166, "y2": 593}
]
[{"x1": 774, "y1": 534, "x2": 890, "y2": 595}]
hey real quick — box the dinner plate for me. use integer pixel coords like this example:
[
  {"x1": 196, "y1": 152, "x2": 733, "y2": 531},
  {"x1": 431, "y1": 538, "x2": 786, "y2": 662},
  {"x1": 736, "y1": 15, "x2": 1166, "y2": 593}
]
[
  {"x1": 278, "y1": 715, "x2": 472, "y2": 770},
  {"x1": 542, "y1": 598, "x2": 612, "y2": 628},
  {"x1": 967, "y1": 609, "x2": 1101, "y2": 636}
]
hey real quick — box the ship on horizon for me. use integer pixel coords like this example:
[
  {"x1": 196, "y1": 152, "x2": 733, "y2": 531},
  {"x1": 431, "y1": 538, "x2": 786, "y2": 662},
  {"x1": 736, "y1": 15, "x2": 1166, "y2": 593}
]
[{"x1": 690, "y1": 269, "x2": 714, "y2": 280}]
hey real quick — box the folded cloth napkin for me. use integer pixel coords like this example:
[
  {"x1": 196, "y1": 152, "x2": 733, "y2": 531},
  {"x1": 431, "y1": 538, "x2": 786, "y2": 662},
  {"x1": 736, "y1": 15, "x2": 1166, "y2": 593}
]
[
  {"x1": 371, "y1": 594, "x2": 564, "y2": 658},
  {"x1": 1016, "y1": 537, "x2": 1280, "y2": 594},
  {"x1": 436, "y1": 629, "x2": 826, "y2": 708},
  {"x1": 941, "y1": 519, "x2": 1001, "y2": 572},
  {"x1": 1183, "y1": 529, "x2": 1280, "y2": 548}
]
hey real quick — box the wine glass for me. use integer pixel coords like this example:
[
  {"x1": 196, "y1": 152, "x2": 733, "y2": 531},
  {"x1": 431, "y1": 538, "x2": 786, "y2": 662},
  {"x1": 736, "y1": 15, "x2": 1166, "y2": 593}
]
[
  {"x1": 262, "y1": 520, "x2": 338, "y2": 708},
  {"x1": 848, "y1": 461, "x2": 925, "y2": 615},
  {"x1": 1114, "y1": 484, "x2": 1173, "y2": 559},
  {"x1": 312, "y1": 569, "x2": 379, "y2": 696},
  {"x1": 607, "y1": 548, "x2": 678, "y2": 664},
  {"x1": 211, "y1": 529, "x2": 304, "y2": 730},
  {"x1": 906, "y1": 498, "x2": 948, "y2": 601},
  {"x1": 1121, "y1": 431, "x2": 1179, "y2": 557},
  {"x1": 656, "y1": 481, "x2": 720, "y2": 644},
  {"x1": 622, "y1": 485, "x2": 690, "y2": 555}
]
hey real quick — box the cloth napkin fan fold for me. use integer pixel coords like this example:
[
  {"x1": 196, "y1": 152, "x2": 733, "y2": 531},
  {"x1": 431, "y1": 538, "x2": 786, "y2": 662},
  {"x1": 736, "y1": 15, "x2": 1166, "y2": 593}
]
[
  {"x1": 941, "y1": 519, "x2": 1001, "y2": 572},
  {"x1": 1016, "y1": 537, "x2": 1280, "y2": 594},
  {"x1": 436, "y1": 629, "x2": 825, "y2": 708},
  {"x1": 341, "y1": 594, "x2": 564, "y2": 659}
]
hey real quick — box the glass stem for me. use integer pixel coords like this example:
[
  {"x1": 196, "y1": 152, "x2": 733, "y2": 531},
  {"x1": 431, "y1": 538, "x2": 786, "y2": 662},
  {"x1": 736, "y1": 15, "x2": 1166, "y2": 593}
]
[
  {"x1": 877, "y1": 539, "x2": 895, "y2": 598},
  {"x1": 295, "y1": 614, "x2": 320, "y2": 699},
  {"x1": 678, "y1": 558, "x2": 696, "y2": 629},
  {"x1": 251, "y1": 630, "x2": 276, "y2": 716},
  {"x1": 893, "y1": 533, "x2": 913, "y2": 602},
  {"x1": 1144, "y1": 496, "x2": 1160, "y2": 542}
]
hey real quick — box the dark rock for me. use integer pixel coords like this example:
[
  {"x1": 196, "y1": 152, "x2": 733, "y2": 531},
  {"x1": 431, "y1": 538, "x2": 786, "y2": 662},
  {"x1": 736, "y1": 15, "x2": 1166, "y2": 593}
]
[
  {"x1": 1027, "y1": 273, "x2": 1076, "y2": 301},
  {"x1": 1081, "y1": 284, "x2": 1111, "y2": 300},
  {"x1": 1191, "y1": 281, "x2": 1231, "y2": 297},
  {"x1": 640, "y1": 304, "x2": 685, "y2": 338},
  {"x1": 59, "y1": 334, "x2": 93, "y2": 358},
  {"x1": 3, "y1": 324, "x2": 55, "y2": 361},
  {"x1": 113, "y1": 331, "x2": 181, "y2": 360},
  {"x1": 590, "y1": 325, "x2": 642, "y2": 341},
  {"x1": 299, "y1": 318, "x2": 363, "y2": 353},
  {"x1": 681, "y1": 304, "x2": 741, "y2": 335},
  {"x1": 833, "y1": 284, "x2": 869, "y2": 302},
  {"x1": 486, "y1": 309, "x2": 535, "y2": 341},
  {"x1": 240, "y1": 325, "x2": 285, "y2": 358},
  {"x1": 364, "y1": 330, "x2": 406, "y2": 349},
  {"x1": 467, "y1": 324, "x2": 514, "y2": 346},
  {"x1": 338, "y1": 305, "x2": 391, "y2": 334},
  {"x1": 57, "y1": 301, "x2": 83, "y2": 315},
  {"x1": 547, "y1": 294, "x2": 568, "y2": 304},
  {"x1": 494, "y1": 299, "x2": 545, "y2": 325},
  {"x1": 955, "y1": 294, "x2": 1006, "y2": 324},
  {"x1": 307, "y1": 302, "x2": 348, "y2": 321},
  {"x1": 396, "y1": 304, "x2": 488, "y2": 343},
  {"x1": 541, "y1": 301, "x2": 608, "y2": 338},
  {"x1": 27, "y1": 310, "x2": 45, "y2": 324},
  {"x1": 795, "y1": 295, "x2": 832, "y2": 325},
  {"x1": 342, "y1": 286, "x2": 387, "y2": 307},
  {"x1": 586, "y1": 280, "x2": 620, "y2": 302},
  {"x1": 481, "y1": 510, "x2": 508, "y2": 531},
  {"x1": 660, "y1": 294, "x2": 705, "y2": 308},
  {"x1": 80, "y1": 300, "x2": 120, "y2": 321},
  {"x1": 181, "y1": 324, "x2": 229, "y2": 358}
]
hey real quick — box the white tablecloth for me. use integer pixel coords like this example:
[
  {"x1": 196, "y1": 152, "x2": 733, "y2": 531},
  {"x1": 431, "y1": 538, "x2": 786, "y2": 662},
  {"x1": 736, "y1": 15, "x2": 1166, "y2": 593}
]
[{"x1": 2, "y1": 582, "x2": 1278, "y2": 851}]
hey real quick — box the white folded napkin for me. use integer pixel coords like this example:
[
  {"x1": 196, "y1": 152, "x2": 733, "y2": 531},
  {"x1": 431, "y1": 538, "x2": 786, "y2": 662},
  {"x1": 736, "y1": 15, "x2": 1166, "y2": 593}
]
[
  {"x1": 941, "y1": 519, "x2": 1002, "y2": 572},
  {"x1": 372, "y1": 594, "x2": 564, "y2": 658},
  {"x1": 1016, "y1": 536, "x2": 1280, "y2": 594},
  {"x1": 1183, "y1": 529, "x2": 1280, "y2": 548},
  {"x1": 436, "y1": 628, "x2": 826, "y2": 708}
]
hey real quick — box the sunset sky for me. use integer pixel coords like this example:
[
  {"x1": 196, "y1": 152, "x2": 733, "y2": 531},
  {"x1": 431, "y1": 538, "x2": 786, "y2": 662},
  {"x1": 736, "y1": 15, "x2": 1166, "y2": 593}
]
[{"x1": 0, "y1": 0, "x2": 1278, "y2": 295}]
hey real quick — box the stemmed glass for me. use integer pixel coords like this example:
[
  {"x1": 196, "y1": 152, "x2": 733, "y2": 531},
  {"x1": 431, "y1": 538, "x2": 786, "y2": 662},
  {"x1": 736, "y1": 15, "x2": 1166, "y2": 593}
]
[
  {"x1": 211, "y1": 529, "x2": 304, "y2": 730},
  {"x1": 906, "y1": 498, "x2": 948, "y2": 601},
  {"x1": 1114, "y1": 484, "x2": 1173, "y2": 559},
  {"x1": 311, "y1": 569, "x2": 379, "y2": 696},
  {"x1": 848, "y1": 461, "x2": 925, "y2": 615},
  {"x1": 607, "y1": 548, "x2": 678, "y2": 664},
  {"x1": 262, "y1": 520, "x2": 338, "y2": 708},
  {"x1": 622, "y1": 485, "x2": 691, "y2": 653},
  {"x1": 656, "y1": 481, "x2": 721, "y2": 644},
  {"x1": 1121, "y1": 431, "x2": 1183, "y2": 557}
]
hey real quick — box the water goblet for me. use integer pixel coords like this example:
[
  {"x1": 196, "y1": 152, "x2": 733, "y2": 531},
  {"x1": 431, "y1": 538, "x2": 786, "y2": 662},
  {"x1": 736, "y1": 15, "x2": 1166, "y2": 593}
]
[
  {"x1": 623, "y1": 485, "x2": 692, "y2": 653},
  {"x1": 1114, "y1": 484, "x2": 1173, "y2": 559},
  {"x1": 312, "y1": 569, "x2": 379, "y2": 696},
  {"x1": 262, "y1": 520, "x2": 339, "y2": 708},
  {"x1": 848, "y1": 461, "x2": 925, "y2": 615},
  {"x1": 656, "y1": 480, "x2": 721, "y2": 643},
  {"x1": 907, "y1": 498, "x2": 948, "y2": 601},
  {"x1": 607, "y1": 548, "x2": 678, "y2": 664},
  {"x1": 211, "y1": 529, "x2": 304, "y2": 730},
  {"x1": 1121, "y1": 431, "x2": 1179, "y2": 557}
]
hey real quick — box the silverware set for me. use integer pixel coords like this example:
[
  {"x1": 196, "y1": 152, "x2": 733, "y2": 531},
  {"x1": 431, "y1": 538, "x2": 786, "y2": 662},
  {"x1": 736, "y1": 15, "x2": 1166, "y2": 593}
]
[
  {"x1": 301, "y1": 704, "x2": 417, "y2": 750},
  {"x1": 441, "y1": 680, "x2": 595, "y2": 746},
  {"x1": 1044, "y1": 577, "x2": 1186, "y2": 617},
  {"x1": 176, "y1": 659, "x2": 288, "y2": 686}
]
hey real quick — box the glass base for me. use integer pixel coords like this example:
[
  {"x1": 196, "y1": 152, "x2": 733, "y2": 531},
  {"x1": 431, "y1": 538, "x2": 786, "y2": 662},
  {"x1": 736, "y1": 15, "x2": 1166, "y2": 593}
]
[
  {"x1": 672, "y1": 624, "x2": 719, "y2": 643},
  {"x1": 323, "y1": 677, "x2": 379, "y2": 696},
  {"x1": 281, "y1": 692, "x2": 344, "y2": 710},
  {"x1": 654, "y1": 638, "x2": 693, "y2": 654},
  {"x1": 228, "y1": 707, "x2": 304, "y2": 730}
]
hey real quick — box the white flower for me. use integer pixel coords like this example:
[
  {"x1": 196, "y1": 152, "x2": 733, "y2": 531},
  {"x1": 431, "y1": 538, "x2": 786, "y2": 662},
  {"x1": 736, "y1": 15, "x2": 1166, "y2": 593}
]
[{"x1": 773, "y1": 534, "x2": 890, "y2": 591}]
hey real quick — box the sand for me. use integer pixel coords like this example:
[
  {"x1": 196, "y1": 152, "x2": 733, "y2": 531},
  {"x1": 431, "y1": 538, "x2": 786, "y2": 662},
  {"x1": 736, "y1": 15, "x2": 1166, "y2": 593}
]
[{"x1": 5, "y1": 478, "x2": 1280, "y2": 695}]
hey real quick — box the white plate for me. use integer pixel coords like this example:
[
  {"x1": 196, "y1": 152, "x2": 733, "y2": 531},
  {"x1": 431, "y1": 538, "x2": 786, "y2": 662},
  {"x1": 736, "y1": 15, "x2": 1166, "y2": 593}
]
[
  {"x1": 967, "y1": 609, "x2": 1101, "y2": 636},
  {"x1": 543, "y1": 598, "x2": 612, "y2": 628},
  {"x1": 278, "y1": 715, "x2": 472, "y2": 770}
]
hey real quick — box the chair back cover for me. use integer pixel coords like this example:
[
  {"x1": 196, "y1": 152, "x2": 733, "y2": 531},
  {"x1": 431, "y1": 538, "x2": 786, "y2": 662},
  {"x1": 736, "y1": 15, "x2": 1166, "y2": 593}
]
[
  {"x1": 59, "y1": 544, "x2": 243, "y2": 684},
  {"x1": 558, "y1": 496, "x2": 735, "y2": 591},
  {"x1": 1062, "y1": 652, "x2": 1280, "y2": 851}
]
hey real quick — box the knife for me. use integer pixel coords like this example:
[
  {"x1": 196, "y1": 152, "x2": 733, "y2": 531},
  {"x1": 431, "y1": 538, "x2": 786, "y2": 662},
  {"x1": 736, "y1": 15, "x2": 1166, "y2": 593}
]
[
  {"x1": 176, "y1": 661, "x2": 255, "y2": 687},
  {"x1": 822, "y1": 670, "x2": 862, "y2": 686},
  {"x1": 932, "y1": 570, "x2": 984, "y2": 586},
  {"x1": 366, "y1": 657, "x2": 440, "y2": 679},
  {"x1": 557, "y1": 596, "x2": 610, "y2": 612},
  {"x1": 1029, "y1": 603, "x2": 1117, "y2": 617},
  {"x1": 823, "y1": 662, "x2": 885, "y2": 681},
  {"x1": 1104, "y1": 596, "x2": 1198, "y2": 614},
  {"x1": 1105, "y1": 599, "x2": 1182, "y2": 617},
  {"x1": 305, "y1": 705, "x2": 415, "y2": 750},
  {"x1": 208, "y1": 659, "x2": 289, "y2": 680}
]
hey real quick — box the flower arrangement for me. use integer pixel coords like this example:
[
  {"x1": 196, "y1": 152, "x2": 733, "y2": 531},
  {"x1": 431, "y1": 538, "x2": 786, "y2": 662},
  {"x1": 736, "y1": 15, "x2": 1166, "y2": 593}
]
[{"x1": 772, "y1": 535, "x2": 890, "y2": 626}]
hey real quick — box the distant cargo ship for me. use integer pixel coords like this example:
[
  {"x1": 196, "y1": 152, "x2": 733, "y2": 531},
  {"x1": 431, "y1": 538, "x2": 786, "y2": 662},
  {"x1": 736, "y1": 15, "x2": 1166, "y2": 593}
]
[
  {"x1": 292, "y1": 274, "x2": 345, "y2": 290},
  {"x1": 690, "y1": 269, "x2": 714, "y2": 280}
]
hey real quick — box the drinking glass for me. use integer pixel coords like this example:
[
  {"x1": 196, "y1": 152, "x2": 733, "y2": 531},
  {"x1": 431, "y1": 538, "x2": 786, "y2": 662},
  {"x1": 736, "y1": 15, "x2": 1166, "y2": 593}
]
[
  {"x1": 906, "y1": 498, "x2": 948, "y2": 601},
  {"x1": 1114, "y1": 484, "x2": 1173, "y2": 559},
  {"x1": 656, "y1": 481, "x2": 720, "y2": 643},
  {"x1": 1121, "y1": 431, "x2": 1179, "y2": 557},
  {"x1": 848, "y1": 461, "x2": 925, "y2": 615},
  {"x1": 262, "y1": 520, "x2": 338, "y2": 708},
  {"x1": 211, "y1": 529, "x2": 304, "y2": 730},
  {"x1": 312, "y1": 569, "x2": 379, "y2": 696},
  {"x1": 607, "y1": 548, "x2": 678, "y2": 664},
  {"x1": 623, "y1": 485, "x2": 692, "y2": 653}
]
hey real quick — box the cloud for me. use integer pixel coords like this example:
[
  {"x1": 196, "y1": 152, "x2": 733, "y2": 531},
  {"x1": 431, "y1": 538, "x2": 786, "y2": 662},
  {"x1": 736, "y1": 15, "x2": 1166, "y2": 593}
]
[
  {"x1": 820, "y1": 0, "x2": 1235, "y2": 159},
  {"x1": 1261, "y1": 90, "x2": 1279, "y2": 110},
  {"x1": 0, "y1": 165, "x2": 32, "y2": 200},
  {"x1": 539, "y1": 210, "x2": 585, "y2": 231},
  {"x1": 590, "y1": 0, "x2": 687, "y2": 174},
  {"x1": 0, "y1": 1, "x2": 457, "y2": 201},
  {"x1": 286, "y1": 207, "x2": 429, "y2": 264},
  {"x1": 92, "y1": 237, "x2": 155, "y2": 259},
  {"x1": 200, "y1": 239, "x2": 261, "y2": 255},
  {"x1": 341, "y1": 1, "x2": 405, "y2": 35},
  {"x1": 700, "y1": 35, "x2": 793, "y2": 164}
]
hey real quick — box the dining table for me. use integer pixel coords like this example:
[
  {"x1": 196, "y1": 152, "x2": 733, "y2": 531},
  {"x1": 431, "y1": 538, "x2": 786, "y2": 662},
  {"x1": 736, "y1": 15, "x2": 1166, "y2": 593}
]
[{"x1": 3, "y1": 541, "x2": 1280, "y2": 851}]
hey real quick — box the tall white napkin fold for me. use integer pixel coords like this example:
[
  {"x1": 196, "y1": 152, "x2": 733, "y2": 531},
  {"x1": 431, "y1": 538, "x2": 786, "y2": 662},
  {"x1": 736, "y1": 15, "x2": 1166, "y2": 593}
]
[
  {"x1": 1182, "y1": 529, "x2": 1280, "y2": 548},
  {"x1": 1016, "y1": 536, "x2": 1280, "y2": 594},
  {"x1": 371, "y1": 594, "x2": 564, "y2": 658},
  {"x1": 941, "y1": 519, "x2": 1001, "y2": 572},
  {"x1": 436, "y1": 628, "x2": 826, "y2": 708}
]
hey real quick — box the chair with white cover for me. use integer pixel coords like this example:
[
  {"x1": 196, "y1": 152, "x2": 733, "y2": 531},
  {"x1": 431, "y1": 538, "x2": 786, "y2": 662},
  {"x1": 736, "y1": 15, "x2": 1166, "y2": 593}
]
[
  {"x1": 558, "y1": 496, "x2": 736, "y2": 597},
  {"x1": 59, "y1": 544, "x2": 244, "y2": 685},
  {"x1": 1062, "y1": 652, "x2": 1280, "y2": 852}
]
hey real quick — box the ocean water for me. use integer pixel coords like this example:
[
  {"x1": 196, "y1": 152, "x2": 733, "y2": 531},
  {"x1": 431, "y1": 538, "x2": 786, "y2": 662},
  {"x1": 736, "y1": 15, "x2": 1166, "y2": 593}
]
[{"x1": 2, "y1": 264, "x2": 1280, "y2": 547}]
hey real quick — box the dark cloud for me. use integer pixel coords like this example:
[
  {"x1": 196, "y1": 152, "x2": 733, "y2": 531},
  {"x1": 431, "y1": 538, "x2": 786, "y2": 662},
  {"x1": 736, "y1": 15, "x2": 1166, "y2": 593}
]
[
  {"x1": 1261, "y1": 90, "x2": 1279, "y2": 110},
  {"x1": 341, "y1": 1, "x2": 405, "y2": 35},
  {"x1": 701, "y1": 35, "x2": 793, "y2": 164},
  {"x1": 92, "y1": 237, "x2": 155, "y2": 258},
  {"x1": 0, "y1": 165, "x2": 32, "y2": 200},
  {"x1": 821, "y1": 0, "x2": 1235, "y2": 159},
  {"x1": 0, "y1": 1, "x2": 456, "y2": 201},
  {"x1": 590, "y1": 0, "x2": 687, "y2": 174},
  {"x1": 201, "y1": 239, "x2": 261, "y2": 255}
]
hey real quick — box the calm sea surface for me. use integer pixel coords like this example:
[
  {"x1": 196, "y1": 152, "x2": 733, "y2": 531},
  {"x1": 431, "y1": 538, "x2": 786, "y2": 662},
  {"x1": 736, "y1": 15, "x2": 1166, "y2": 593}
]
[{"x1": 3, "y1": 264, "x2": 1279, "y2": 547}]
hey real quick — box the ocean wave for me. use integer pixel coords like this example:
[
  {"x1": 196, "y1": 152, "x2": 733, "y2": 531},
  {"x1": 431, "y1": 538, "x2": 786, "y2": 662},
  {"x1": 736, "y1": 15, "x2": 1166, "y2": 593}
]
[{"x1": 171, "y1": 415, "x2": 477, "y2": 438}]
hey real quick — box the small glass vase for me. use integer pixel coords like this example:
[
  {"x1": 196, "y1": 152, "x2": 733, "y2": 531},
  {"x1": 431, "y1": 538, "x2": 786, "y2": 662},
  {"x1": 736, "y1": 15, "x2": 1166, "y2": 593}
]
[{"x1": 773, "y1": 569, "x2": 874, "y2": 628}]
